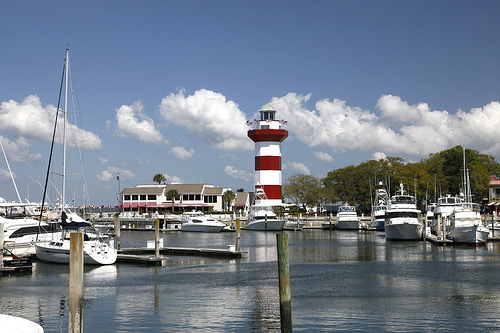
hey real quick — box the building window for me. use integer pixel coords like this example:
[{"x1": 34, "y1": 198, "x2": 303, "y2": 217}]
[
  {"x1": 124, "y1": 195, "x2": 130, "y2": 200},
  {"x1": 183, "y1": 194, "x2": 188, "y2": 201},
  {"x1": 140, "y1": 195, "x2": 146, "y2": 200},
  {"x1": 148, "y1": 195, "x2": 156, "y2": 200},
  {"x1": 132, "y1": 195, "x2": 138, "y2": 201},
  {"x1": 196, "y1": 194, "x2": 201, "y2": 201},
  {"x1": 204, "y1": 195, "x2": 217, "y2": 203}
]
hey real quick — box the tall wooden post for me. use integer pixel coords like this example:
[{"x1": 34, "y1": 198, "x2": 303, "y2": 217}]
[
  {"x1": 277, "y1": 234, "x2": 292, "y2": 332},
  {"x1": 442, "y1": 216, "x2": 446, "y2": 240},
  {"x1": 155, "y1": 219, "x2": 160, "y2": 258},
  {"x1": 236, "y1": 218, "x2": 241, "y2": 252},
  {"x1": 114, "y1": 215, "x2": 121, "y2": 250},
  {"x1": 69, "y1": 232, "x2": 84, "y2": 333},
  {"x1": 265, "y1": 214, "x2": 268, "y2": 232}
]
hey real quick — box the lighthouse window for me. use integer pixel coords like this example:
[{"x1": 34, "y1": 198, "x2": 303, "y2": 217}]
[
  {"x1": 260, "y1": 111, "x2": 275, "y2": 121},
  {"x1": 261, "y1": 125, "x2": 270, "y2": 129}
]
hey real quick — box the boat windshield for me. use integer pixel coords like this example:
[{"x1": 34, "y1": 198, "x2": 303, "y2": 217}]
[
  {"x1": 391, "y1": 196, "x2": 414, "y2": 205},
  {"x1": 339, "y1": 206, "x2": 355, "y2": 212}
]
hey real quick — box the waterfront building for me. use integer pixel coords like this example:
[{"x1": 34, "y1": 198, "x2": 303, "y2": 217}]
[
  {"x1": 247, "y1": 103, "x2": 288, "y2": 206},
  {"x1": 119, "y1": 183, "x2": 237, "y2": 213}
]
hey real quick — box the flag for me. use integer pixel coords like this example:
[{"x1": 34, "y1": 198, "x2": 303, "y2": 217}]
[{"x1": 117, "y1": 173, "x2": 120, "y2": 180}]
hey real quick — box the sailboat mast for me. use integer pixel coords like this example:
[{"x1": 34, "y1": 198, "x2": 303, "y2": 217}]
[{"x1": 62, "y1": 49, "x2": 69, "y2": 212}]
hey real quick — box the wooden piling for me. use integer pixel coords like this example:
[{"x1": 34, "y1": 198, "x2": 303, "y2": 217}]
[
  {"x1": 277, "y1": 233, "x2": 292, "y2": 332},
  {"x1": 114, "y1": 215, "x2": 121, "y2": 250},
  {"x1": 69, "y1": 232, "x2": 84, "y2": 333},
  {"x1": 265, "y1": 214, "x2": 268, "y2": 232},
  {"x1": 442, "y1": 216, "x2": 446, "y2": 239},
  {"x1": 236, "y1": 218, "x2": 241, "y2": 252},
  {"x1": 155, "y1": 219, "x2": 160, "y2": 258}
]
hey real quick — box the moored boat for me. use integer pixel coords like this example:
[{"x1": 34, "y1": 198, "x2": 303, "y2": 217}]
[
  {"x1": 385, "y1": 183, "x2": 423, "y2": 240},
  {"x1": 336, "y1": 204, "x2": 360, "y2": 230},
  {"x1": 180, "y1": 211, "x2": 226, "y2": 232},
  {"x1": 371, "y1": 182, "x2": 389, "y2": 230},
  {"x1": 243, "y1": 187, "x2": 285, "y2": 231},
  {"x1": 447, "y1": 202, "x2": 489, "y2": 244}
]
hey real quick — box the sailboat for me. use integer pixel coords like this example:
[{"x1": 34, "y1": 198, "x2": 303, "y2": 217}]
[{"x1": 35, "y1": 49, "x2": 117, "y2": 265}]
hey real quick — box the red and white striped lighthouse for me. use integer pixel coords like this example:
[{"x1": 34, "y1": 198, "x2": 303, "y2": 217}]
[{"x1": 247, "y1": 103, "x2": 288, "y2": 206}]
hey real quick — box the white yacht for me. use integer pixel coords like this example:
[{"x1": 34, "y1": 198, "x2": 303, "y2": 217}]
[
  {"x1": 1, "y1": 216, "x2": 60, "y2": 256},
  {"x1": 243, "y1": 187, "x2": 285, "y2": 231},
  {"x1": 35, "y1": 219, "x2": 117, "y2": 265},
  {"x1": 180, "y1": 211, "x2": 226, "y2": 232},
  {"x1": 371, "y1": 183, "x2": 389, "y2": 230},
  {"x1": 446, "y1": 151, "x2": 489, "y2": 244},
  {"x1": 336, "y1": 204, "x2": 360, "y2": 230},
  {"x1": 385, "y1": 183, "x2": 423, "y2": 240},
  {"x1": 447, "y1": 202, "x2": 489, "y2": 244},
  {"x1": 430, "y1": 195, "x2": 463, "y2": 237}
]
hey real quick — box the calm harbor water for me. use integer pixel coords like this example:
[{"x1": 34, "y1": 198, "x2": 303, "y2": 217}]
[{"x1": 2, "y1": 229, "x2": 500, "y2": 332}]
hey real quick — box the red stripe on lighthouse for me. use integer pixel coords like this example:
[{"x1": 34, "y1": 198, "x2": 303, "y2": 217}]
[
  {"x1": 255, "y1": 156, "x2": 281, "y2": 171},
  {"x1": 248, "y1": 129, "x2": 288, "y2": 142},
  {"x1": 259, "y1": 185, "x2": 282, "y2": 201}
]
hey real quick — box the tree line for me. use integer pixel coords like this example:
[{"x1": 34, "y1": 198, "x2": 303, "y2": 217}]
[{"x1": 283, "y1": 146, "x2": 500, "y2": 214}]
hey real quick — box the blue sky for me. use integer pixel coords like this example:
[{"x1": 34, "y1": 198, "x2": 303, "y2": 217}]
[{"x1": 1, "y1": 1, "x2": 500, "y2": 206}]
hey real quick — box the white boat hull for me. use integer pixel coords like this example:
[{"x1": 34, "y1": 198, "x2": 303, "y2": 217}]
[
  {"x1": 35, "y1": 240, "x2": 117, "y2": 265},
  {"x1": 336, "y1": 220, "x2": 360, "y2": 230},
  {"x1": 181, "y1": 224, "x2": 224, "y2": 232},
  {"x1": 448, "y1": 225, "x2": 489, "y2": 244},
  {"x1": 243, "y1": 220, "x2": 285, "y2": 231},
  {"x1": 385, "y1": 220, "x2": 423, "y2": 240}
]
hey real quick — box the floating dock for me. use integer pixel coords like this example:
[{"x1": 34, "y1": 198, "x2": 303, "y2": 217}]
[
  {"x1": 425, "y1": 234, "x2": 453, "y2": 245},
  {"x1": 116, "y1": 253, "x2": 167, "y2": 265},
  {"x1": 120, "y1": 246, "x2": 242, "y2": 258}
]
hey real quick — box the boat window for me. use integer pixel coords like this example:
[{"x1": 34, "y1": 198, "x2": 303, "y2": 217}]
[
  {"x1": 9, "y1": 226, "x2": 54, "y2": 238},
  {"x1": 391, "y1": 196, "x2": 414, "y2": 204},
  {"x1": 447, "y1": 198, "x2": 455, "y2": 204},
  {"x1": 386, "y1": 211, "x2": 419, "y2": 219},
  {"x1": 192, "y1": 219, "x2": 202, "y2": 223}
]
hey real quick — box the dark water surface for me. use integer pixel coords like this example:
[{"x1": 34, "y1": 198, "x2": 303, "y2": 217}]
[{"x1": 2, "y1": 229, "x2": 500, "y2": 332}]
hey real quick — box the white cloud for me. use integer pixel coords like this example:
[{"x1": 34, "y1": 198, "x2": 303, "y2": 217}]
[
  {"x1": 99, "y1": 157, "x2": 108, "y2": 165},
  {"x1": 164, "y1": 173, "x2": 184, "y2": 184},
  {"x1": 372, "y1": 152, "x2": 387, "y2": 161},
  {"x1": 0, "y1": 168, "x2": 12, "y2": 181},
  {"x1": 0, "y1": 136, "x2": 42, "y2": 162},
  {"x1": 288, "y1": 162, "x2": 310, "y2": 175},
  {"x1": 312, "y1": 151, "x2": 334, "y2": 163},
  {"x1": 0, "y1": 95, "x2": 102, "y2": 150},
  {"x1": 224, "y1": 166, "x2": 253, "y2": 182},
  {"x1": 115, "y1": 100, "x2": 168, "y2": 145},
  {"x1": 267, "y1": 92, "x2": 500, "y2": 158},
  {"x1": 170, "y1": 146, "x2": 194, "y2": 160},
  {"x1": 158, "y1": 89, "x2": 253, "y2": 150},
  {"x1": 97, "y1": 167, "x2": 134, "y2": 182}
]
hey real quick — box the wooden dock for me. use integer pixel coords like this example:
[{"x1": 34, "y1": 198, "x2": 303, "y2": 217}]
[
  {"x1": 120, "y1": 246, "x2": 242, "y2": 258},
  {"x1": 425, "y1": 234, "x2": 453, "y2": 245},
  {"x1": 116, "y1": 253, "x2": 167, "y2": 265}
]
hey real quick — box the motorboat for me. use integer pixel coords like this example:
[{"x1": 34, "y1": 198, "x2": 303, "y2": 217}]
[
  {"x1": 0, "y1": 216, "x2": 60, "y2": 256},
  {"x1": 243, "y1": 187, "x2": 285, "y2": 231},
  {"x1": 445, "y1": 150, "x2": 489, "y2": 244},
  {"x1": 35, "y1": 211, "x2": 117, "y2": 265},
  {"x1": 371, "y1": 182, "x2": 389, "y2": 230},
  {"x1": 1, "y1": 246, "x2": 33, "y2": 272},
  {"x1": 180, "y1": 211, "x2": 226, "y2": 232},
  {"x1": 430, "y1": 195, "x2": 463, "y2": 236},
  {"x1": 336, "y1": 204, "x2": 360, "y2": 230},
  {"x1": 447, "y1": 202, "x2": 489, "y2": 244},
  {"x1": 384, "y1": 183, "x2": 423, "y2": 240}
]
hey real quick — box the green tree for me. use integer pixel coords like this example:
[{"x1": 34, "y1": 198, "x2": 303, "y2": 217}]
[
  {"x1": 283, "y1": 174, "x2": 322, "y2": 211},
  {"x1": 166, "y1": 189, "x2": 179, "y2": 213},
  {"x1": 222, "y1": 190, "x2": 236, "y2": 211},
  {"x1": 153, "y1": 173, "x2": 166, "y2": 184}
]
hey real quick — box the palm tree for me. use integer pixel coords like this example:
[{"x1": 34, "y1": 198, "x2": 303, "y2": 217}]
[
  {"x1": 166, "y1": 189, "x2": 179, "y2": 213},
  {"x1": 222, "y1": 190, "x2": 236, "y2": 211},
  {"x1": 153, "y1": 173, "x2": 166, "y2": 184}
]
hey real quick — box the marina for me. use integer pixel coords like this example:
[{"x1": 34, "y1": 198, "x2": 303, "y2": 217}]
[{"x1": 3, "y1": 228, "x2": 500, "y2": 331}]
